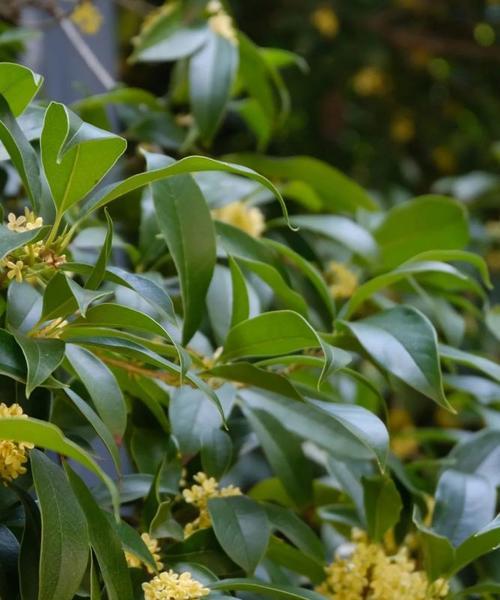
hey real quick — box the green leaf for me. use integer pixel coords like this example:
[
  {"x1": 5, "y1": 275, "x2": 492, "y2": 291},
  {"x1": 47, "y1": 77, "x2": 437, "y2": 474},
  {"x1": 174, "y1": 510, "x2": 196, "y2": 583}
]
[
  {"x1": 223, "y1": 154, "x2": 377, "y2": 213},
  {"x1": 0, "y1": 525, "x2": 19, "y2": 599},
  {"x1": 14, "y1": 334, "x2": 65, "y2": 396},
  {"x1": 210, "y1": 579, "x2": 325, "y2": 600},
  {"x1": 201, "y1": 429, "x2": 233, "y2": 479},
  {"x1": 439, "y1": 344, "x2": 500, "y2": 383},
  {"x1": 65, "y1": 466, "x2": 133, "y2": 600},
  {"x1": 0, "y1": 224, "x2": 49, "y2": 260},
  {"x1": 222, "y1": 310, "x2": 320, "y2": 360},
  {"x1": 242, "y1": 406, "x2": 313, "y2": 508},
  {"x1": 0, "y1": 417, "x2": 117, "y2": 510},
  {"x1": 15, "y1": 485, "x2": 41, "y2": 600},
  {"x1": 374, "y1": 195, "x2": 469, "y2": 270},
  {"x1": 0, "y1": 63, "x2": 42, "y2": 116},
  {"x1": 486, "y1": 305, "x2": 500, "y2": 341},
  {"x1": 64, "y1": 388, "x2": 121, "y2": 473},
  {"x1": 189, "y1": 30, "x2": 238, "y2": 142},
  {"x1": 208, "y1": 363, "x2": 302, "y2": 401},
  {"x1": 340, "y1": 306, "x2": 451, "y2": 410},
  {"x1": 7, "y1": 281, "x2": 42, "y2": 333},
  {"x1": 40, "y1": 102, "x2": 126, "y2": 214},
  {"x1": 82, "y1": 153, "x2": 292, "y2": 229},
  {"x1": 0, "y1": 95, "x2": 43, "y2": 209},
  {"x1": 85, "y1": 209, "x2": 113, "y2": 290},
  {"x1": 413, "y1": 511, "x2": 455, "y2": 581},
  {"x1": 362, "y1": 475, "x2": 402, "y2": 542},
  {"x1": 0, "y1": 328, "x2": 27, "y2": 381},
  {"x1": 276, "y1": 215, "x2": 378, "y2": 262},
  {"x1": 41, "y1": 272, "x2": 111, "y2": 322},
  {"x1": 149, "y1": 153, "x2": 216, "y2": 344},
  {"x1": 452, "y1": 516, "x2": 500, "y2": 575},
  {"x1": 432, "y1": 469, "x2": 495, "y2": 547},
  {"x1": 228, "y1": 256, "x2": 250, "y2": 327},
  {"x1": 241, "y1": 390, "x2": 388, "y2": 466},
  {"x1": 266, "y1": 537, "x2": 324, "y2": 584},
  {"x1": 208, "y1": 496, "x2": 270, "y2": 573},
  {"x1": 110, "y1": 517, "x2": 157, "y2": 574},
  {"x1": 31, "y1": 450, "x2": 89, "y2": 600},
  {"x1": 65, "y1": 343, "x2": 127, "y2": 438},
  {"x1": 448, "y1": 429, "x2": 500, "y2": 486},
  {"x1": 341, "y1": 260, "x2": 485, "y2": 320}
]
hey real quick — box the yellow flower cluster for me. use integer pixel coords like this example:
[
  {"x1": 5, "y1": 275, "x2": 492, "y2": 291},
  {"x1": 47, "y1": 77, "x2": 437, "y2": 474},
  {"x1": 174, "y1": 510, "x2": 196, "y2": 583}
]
[
  {"x1": 125, "y1": 533, "x2": 163, "y2": 573},
  {"x1": 325, "y1": 261, "x2": 358, "y2": 299},
  {"x1": 207, "y1": 0, "x2": 238, "y2": 44},
  {"x1": 182, "y1": 472, "x2": 241, "y2": 536},
  {"x1": 316, "y1": 531, "x2": 448, "y2": 600},
  {"x1": 388, "y1": 407, "x2": 419, "y2": 459},
  {"x1": 212, "y1": 201, "x2": 265, "y2": 238},
  {"x1": 352, "y1": 67, "x2": 388, "y2": 97},
  {"x1": 71, "y1": 0, "x2": 103, "y2": 35},
  {"x1": 311, "y1": 6, "x2": 340, "y2": 39},
  {"x1": 390, "y1": 112, "x2": 415, "y2": 144},
  {"x1": 143, "y1": 570, "x2": 209, "y2": 600},
  {"x1": 7, "y1": 209, "x2": 43, "y2": 233},
  {"x1": 0, "y1": 403, "x2": 34, "y2": 483}
]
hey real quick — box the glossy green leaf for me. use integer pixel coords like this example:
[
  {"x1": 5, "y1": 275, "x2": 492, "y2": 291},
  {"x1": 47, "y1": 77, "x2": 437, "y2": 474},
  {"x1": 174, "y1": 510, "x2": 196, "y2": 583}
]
[
  {"x1": 190, "y1": 30, "x2": 238, "y2": 142},
  {"x1": 223, "y1": 153, "x2": 377, "y2": 212},
  {"x1": 14, "y1": 334, "x2": 65, "y2": 396},
  {"x1": 65, "y1": 466, "x2": 133, "y2": 600},
  {"x1": 340, "y1": 306, "x2": 451, "y2": 410},
  {"x1": 149, "y1": 153, "x2": 216, "y2": 344},
  {"x1": 452, "y1": 516, "x2": 500, "y2": 575},
  {"x1": 211, "y1": 579, "x2": 325, "y2": 600},
  {"x1": 413, "y1": 511, "x2": 455, "y2": 581},
  {"x1": 7, "y1": 281, "x2": 42, "y2": 334},
  {"x1": 0, "y1": 224, "x2": 49, "y2": 260},
  {"x1": 439, "y1": 344, "x2": 500, "y2": 383},
  {"x1": 201, "y1": 429, "x2": 233, "y2": 479},
  {"x1": 432, "y1": 469, "x2": 495, "y2": 547},
  {"x1": 243, "y1": 406, "x2": 313, "y2": 508},
  {"x1": 15, "y1": 485, "x2": 41, "y2": 600},
  {"x1": 31, "y1": 450, "x2": 89, "y2": 600},
  {"x1": 228, "y1": 256, "x2": 250, "y2": 327},
  {"x1": 65, "y1": 343, "x2": 127, "y2": 438},
  {"x1": 374, "y1": 195, "x2": 469, "y2": 269},
  {"x1": 0, "y1": 63, "x2": 42, "y2": 116},
  {"x1": 0, "y1": 328, "x2": 27, "y2": 381},
  {"x1": 266, "y1": 537, "x2": 324, "y2": 584},
  {"x1": 362, "y1": 475, "x2": 402, "y2": 542},
  {"x1": 85, "y1": 209, "x2": 113, "y2": 290},
  {"x1": 208, "y1": 496, "x2": 270, "y2": 573},
  {"x1": 486, "y1": 305, "x2": 500, "y2": 341},
  {"x1": 40, "y1": 102, "x2": 126, "y2": 214}
]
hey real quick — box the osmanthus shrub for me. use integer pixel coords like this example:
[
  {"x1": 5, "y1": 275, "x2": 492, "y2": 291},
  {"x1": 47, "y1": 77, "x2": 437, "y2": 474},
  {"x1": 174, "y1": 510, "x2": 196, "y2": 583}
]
[{"x1": 0, "y1": 3, "x2": 498, "y2": 599}]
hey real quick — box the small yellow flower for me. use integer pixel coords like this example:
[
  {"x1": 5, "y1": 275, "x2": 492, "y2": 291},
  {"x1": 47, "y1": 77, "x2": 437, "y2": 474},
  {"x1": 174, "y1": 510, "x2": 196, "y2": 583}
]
[
  {"x1": 143, "y1": 569, "x2": 209, "y2": 600},
  {"x1": 209, "y1": 11, "x2": 238, "y2": 44},
  {"x1": 325, "y1": 261, "x2": 358, "y2": 299},
  {"x1": 71, "y1": 0, "x2": 103, "y2": 35},
  {"x1": 212, "y1": 201, "x2": 265, "y2": 237},
  {"x1": 183, "y1": 472, "x2": 241, "y2": 536},
  {"x1": 486, "y1": 250, "x2": 500, "y2": 272},
  {"x1": 125, "y1": 533, "x2": 163, "y2": 573},
  {"x1": 316, "y1": 530, "x2": 449, "y2": 600},
  {"x1": 6, "y1": 209, "x2": 43, "y2": 233},
  {"x1": 352, "y1": 66, "x2": 388, "y2": 97},
  {"x1": 0, "y1": 403, "x2": 34, "y2": 483},
  {"x1": 390, "y1": 112, "x2": 415, "y2": 144},
  {"x1": 431, "y1": 146, "x2": 456, "y2": 173},
  {"x1": 4, "y1": 260, "x2": 25, "y2": 283},
  {"x1": 311, "y1": 6, "x2": 340, "y2": 39},
  {"x1": 34, "y1": 318, "x2": 69, "y2": 339}
]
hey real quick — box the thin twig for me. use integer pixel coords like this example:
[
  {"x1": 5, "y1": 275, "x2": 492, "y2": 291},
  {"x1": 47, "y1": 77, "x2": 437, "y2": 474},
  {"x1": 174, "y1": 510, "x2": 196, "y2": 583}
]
[{"x1": 59, "y1": 18, "x2": 116, "y2": 90}]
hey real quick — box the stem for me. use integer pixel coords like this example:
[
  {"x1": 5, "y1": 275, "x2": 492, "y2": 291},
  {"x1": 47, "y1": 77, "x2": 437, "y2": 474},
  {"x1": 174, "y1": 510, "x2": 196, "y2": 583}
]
[
  {"x1": 45, "y1": 212, "x2": 63, "y2": 247},
  {"x1": 99, "y1": 354, "x2": 183, "y2": 385}
]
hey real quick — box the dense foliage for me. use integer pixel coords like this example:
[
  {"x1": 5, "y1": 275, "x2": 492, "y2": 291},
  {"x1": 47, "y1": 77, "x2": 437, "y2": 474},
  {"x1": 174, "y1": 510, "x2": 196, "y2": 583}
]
[{"x1": 0, "y1": 1, "x2": 499, "y2": 599}]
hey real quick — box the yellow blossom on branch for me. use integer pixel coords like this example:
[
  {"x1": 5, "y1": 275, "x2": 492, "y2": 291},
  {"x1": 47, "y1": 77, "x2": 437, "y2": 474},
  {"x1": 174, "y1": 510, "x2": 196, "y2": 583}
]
[
  {"x1": 183, "y1": 472, "x2": 241, "y2": 536},
  {"x1": 212, "y1": 201, "x2": 265, "y2": 237},
  {"x1": 71, "y1": 0, "x2": 103, "y2": 36},
  {"x1": 125, "y1": 532, "x2": 163, "y2": 573},
  {"x1": 143, "y1": 569, "x2": 209, "y2": 600},
  {"x1": 352, "y1": 66, "x2": 388, "y2": 97},
  {"x1": 315, "y1": 530, "x2": 449, "y2": 600},
  {"x1": 311, "y1": 6, "x2": 340, "y2": 39},
  {"x1": 0, "y1": 403, "x2": 34, "y2": 483},
  {"x1": 7, "y1": 208, "x2": 43, "y2": 233},
  {"x1": 325, "y1": 261, "x2": 358, "y2": 299},
  {"x1": 3, "y1": 260, "x2": 25, "y2": 283}
]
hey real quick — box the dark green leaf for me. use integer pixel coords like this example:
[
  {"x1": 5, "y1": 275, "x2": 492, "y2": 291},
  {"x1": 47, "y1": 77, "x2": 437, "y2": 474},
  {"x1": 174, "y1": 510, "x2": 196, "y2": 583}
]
[
  {"x1": 362, "y1": 475, "x2": 402, "y2": 542},
  {"x1": 14, "y1": 334, "x2": 65, "y2": 396}
]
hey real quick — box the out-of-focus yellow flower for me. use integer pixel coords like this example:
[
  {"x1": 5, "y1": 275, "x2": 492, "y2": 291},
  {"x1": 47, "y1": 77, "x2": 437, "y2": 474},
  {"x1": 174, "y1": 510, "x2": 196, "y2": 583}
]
[
  {"x1": 388, "y1": 407, "x2": 419, "y2": 459},
  {"x1": 434, "y1": 407, "x2": 461, "y2": 429},
  {"x1": 311, "y1": 6, "x2": 340, "y2": 39},
  {"x1": 0, "y1": 403, "x2": 34, "y2": 483},
  {"x1": 390, "y1": 112, "x2": 415, "y2": 143},
  {"x1": 209, "y1": 11, "x2": 238, "y2": 44},
  {"x1": 486, "y1": 250, "x2": 500, "y2": 272},
  {"x1": 352, "y1": 66, "x2": 388, "y2": 96},
  {"x1": 431, "y1": 146, "x2": 456, "y2": 173},
  {"x1": 212, "y1": 201, "x2": 265, "y2": 237},
  {"x1": 71, "y1": 0, "x2": 103, "y2": 36},
  {"x1": 125, "y1": 533, "x2": 163, "y2": 573},
  {"x1": 316, "y1": 530, "x2": 449, "y2": 600},
  {"x1": 7, "y1": 209, "x2": 43, "y2": 233},
  {"x1": 325, "y1": 261, "x2": 358, "y2": 299},
  {"x1": 143, "y1": 570, "x2": 209, "y2": 600},
  {"x1": 474, "y1": 22, "x2": 496, "y2": 47},
  {"x1": 409, "y1": 48, "x2": 432, "y2": 69},
  {"x1": 183, "y1": 472, "x2": 241, "y2": 536}
]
